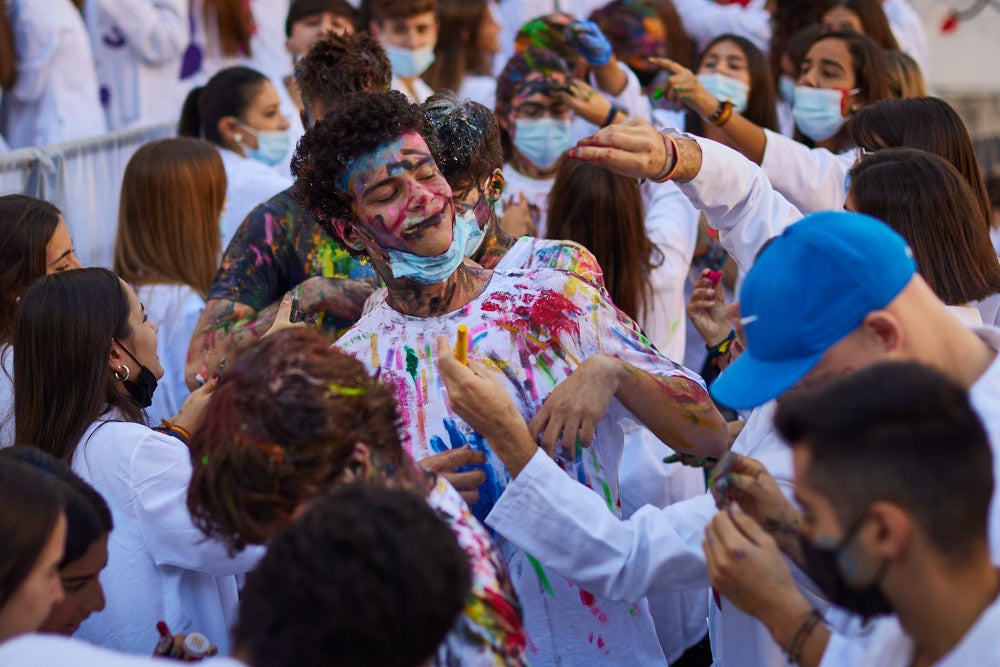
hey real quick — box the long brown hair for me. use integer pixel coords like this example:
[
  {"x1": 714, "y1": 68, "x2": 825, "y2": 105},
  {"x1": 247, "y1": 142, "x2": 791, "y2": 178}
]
[
  {"x1": 822, "y1": 0, "x2": 900, "y2": 51},
  {"x1": 849, "y1": 148, "x2": 1000, "y2": 305},
  {"x1": 114, "y1": 138, "x2": 226, "y2": 298},
  {"x1": 203, "y1": 0, "x2": 254, "y2": 58},
  {"x1": 547, "y1": 159, "x2": 656, "y2": 322},
  {"x1": 422, "y1": 0, "x2": 492, "y2": 93},
  {"x1": 0, "y1": 195, "x2": 61, "y2": 345},
  {"x1": 14, "y1": 268, "x2": 143, "y2": 461}
]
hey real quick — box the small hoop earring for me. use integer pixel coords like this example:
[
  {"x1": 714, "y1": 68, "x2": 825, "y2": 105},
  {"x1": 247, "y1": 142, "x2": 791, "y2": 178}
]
[{"x1": 114, "y1": 365, "x2": 131, "y2": 382}]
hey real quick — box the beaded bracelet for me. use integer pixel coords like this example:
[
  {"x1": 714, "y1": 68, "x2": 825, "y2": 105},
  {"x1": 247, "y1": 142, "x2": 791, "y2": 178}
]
[
  {"x1": 709, "y1": 100, "x2": 734, "y2": 127},
  {"x1": 156, "y1": 419, "x2": 191, "y2": 445},
  {"x1": 651, "y1": 133, "x2": 681, "y2": 183},
  {"x1": 784, "y1": 609, "x2": 824, "y2": 664}
]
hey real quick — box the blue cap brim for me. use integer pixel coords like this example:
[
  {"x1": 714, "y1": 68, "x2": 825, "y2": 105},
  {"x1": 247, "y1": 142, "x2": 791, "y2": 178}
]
[{"x1": 709, "y1": 348, "x2": 826, "y2": 411}]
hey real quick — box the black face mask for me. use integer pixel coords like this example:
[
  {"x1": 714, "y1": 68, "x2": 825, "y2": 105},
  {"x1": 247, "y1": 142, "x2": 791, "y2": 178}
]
[
  {"x1": 114, "y1": 340, "x2": 158, "y2": 409},
  {"x1": 798, "y1": 515, "x2": 894, "y2": 621}
]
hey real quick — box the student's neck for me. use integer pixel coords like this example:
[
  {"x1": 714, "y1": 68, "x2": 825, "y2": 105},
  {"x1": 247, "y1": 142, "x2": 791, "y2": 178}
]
[
  {"x1": 473, "y1": 218, "x2": 516, "y2": 269},
  {"x1": 382, "y1": 261, "x2": 492, "y2": 318},
  {"x1": 511, "y1": 152, "x2": 559, "y2": 180},
  {"x1": 932, "y1": 314, "x2": 997, "y2": 389},
  {"x1": 892, "y1": 553, "x2": 999, "y2": 667},
  {"x1": 283, "y1": 75, "x2": 303, "y2": 111}
]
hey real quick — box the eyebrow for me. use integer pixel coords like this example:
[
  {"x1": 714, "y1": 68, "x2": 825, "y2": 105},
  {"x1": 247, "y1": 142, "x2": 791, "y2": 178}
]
[
  {"x1": 47, "y1": 249, "x2": 72, "y2": 266},
  {"x1": 817, "y1": 58, "x2": 846, "y2": 73},
  {"x1": 361, "y1": 151, "x2": 434, "y2": 197}
]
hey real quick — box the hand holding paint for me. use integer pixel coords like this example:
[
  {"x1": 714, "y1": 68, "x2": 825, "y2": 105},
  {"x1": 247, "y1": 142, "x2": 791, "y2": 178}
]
[
  {"x1": 153, "y1": 621, "x2": 219, "y2": 661},
  {"x1": 455, "y1": 324, "x2": 468, "y2": 365},
  {"x1": 687, "y1": 268, "x2": 731, "y2": 348}
]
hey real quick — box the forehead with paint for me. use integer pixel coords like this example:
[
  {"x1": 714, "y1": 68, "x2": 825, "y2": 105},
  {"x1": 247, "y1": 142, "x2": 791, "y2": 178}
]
[{"x1": 344, "y1": 131, "x2": 454, "y2": 253}]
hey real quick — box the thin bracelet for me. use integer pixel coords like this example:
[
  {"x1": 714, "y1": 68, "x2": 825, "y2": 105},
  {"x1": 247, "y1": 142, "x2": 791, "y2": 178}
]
[
  {"x1": 705, "y1": 329, "x2": 736, "y2": 355},
  {"x1": 157, "y1": 419, "x2": 191, "y2": 445},
  {"x1": 602, "y1": 105, "x2": 621, "y2": 127},
  {"x1": 784, "y1": 609, "x2": 824, "y2": 664},
  {"x1": 651, "y1": 133, "x2": 681, "y2": 182},
  {"x1": 709, "y1": 100, "x2": 734, "y2": 127}
]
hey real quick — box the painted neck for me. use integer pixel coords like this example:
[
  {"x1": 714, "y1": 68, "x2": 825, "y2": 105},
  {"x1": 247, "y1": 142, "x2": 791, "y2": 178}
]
[
  {"x1": 373, "y1": 258, "x2": 492, "y2": 318},
  {"x1": 473, "y1": 214, "x2": 516, "y2": 269}
]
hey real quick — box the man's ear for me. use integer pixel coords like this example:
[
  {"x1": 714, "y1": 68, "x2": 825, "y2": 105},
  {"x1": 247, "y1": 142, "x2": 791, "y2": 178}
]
[
  {"x1": 861, "y1": 310, "x2": 904, "y2": 354},
  {"x1": 338, "y1": 442, "x2": 374, "y2": 484},
  {"x1": 864, "y1": 500, "x2": 913, "y2": 563},
  {"x1": 486, "y1": 168, "x2": 505, "y2": 203}
]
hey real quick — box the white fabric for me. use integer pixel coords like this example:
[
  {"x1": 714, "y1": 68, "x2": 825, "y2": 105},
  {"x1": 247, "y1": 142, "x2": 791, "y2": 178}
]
[
  {"x1": 777, "y1": 99, "x2": 795, "y2": 137},
  {"x1": 883, "y1": 0, "x2": 930, "y2": 78},
  {"x1": 391, "y1": 75, "x2": 434, "y2": 104},
  {"x1": 336, "y1": 267, "x2": 696, "y2": 666},
  {"x1": 273, "y1": 75, "x2": 305, "y2": 179},
  {"x1": 183, "y1": 0, "x2": 287, "y2": 88},
  {"x1": 501, "y1": 166, "x2": 555, "y2": 238},
  {"x1": 0, "y1": 346, "x2": 13, "y2": 446},
  {"x1": 642, "y1": 180, "x2": 699, "y2": 361},
  {"x1": 218, "y1": 147, "x2": 292, "y2": 249},
  {"x1": 458, "y1": 74, "x2": 497, "y2": 111},
  {"x1": 72, "y1": 415, "x2": 263, "y2": 654},
  {"x1": 975, "y1": 293, "x2": 1000, "y2": 327},
  {"x1": 968, "y1": 327, "x2": 1000, "y2": 561},
  {"x1": 487, "y1": 401, "x2": 831, "y2": 667},
  {"x1": 136, "y1": 283, "x2": 204, "y2": 425},
  {"x1": 678, "y1": 136, "x2": 804, "y2": 271},
  {"x1": 493, "y1": 235, "x2": 605, "y2": 284},
  {"x1": 1, "y1": 0, "x2": 107, "y2": 149},
  {"x1": 0, "y1": 633, "x2": 246, "y2": 666},
  {"x1": 670, "y1": 0, "x2": 772, "y2": 54},
  {"x1": 857, "y1": 593, "x2": 1000, "y2": 667},
  {"x1": 84, "y1": 0, "x2": 188, "y2": 131},
  {"x1": 760, "y1": 128, "x2": 854, "y2": 215},
  {"x1": 947, "y1": 304, "x2": 984, "y2": 327}
]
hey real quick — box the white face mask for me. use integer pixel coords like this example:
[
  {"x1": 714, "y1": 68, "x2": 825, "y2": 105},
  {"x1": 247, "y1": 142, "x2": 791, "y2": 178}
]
[
  {"x1": 237, "y1": 123, "x2": 290, "y2": 167},
  {"x1": 458, "y1": 208, "x2": 486, "y2": 257},
  {"x1": 384, "y1": 43, "x2": 436, "y2": 78},
  {"x1": 513, "y1": 117, "x2": 574, "y2": 171},
  {"x1": 792, "y1": 86, "x2": 860, "y2": 142},
  {"x1": 385, "y1": 215, "x2": 471, "y2": 284},
  {"x1": 697, "y1": 72, "x2": 750, "y2": 114},
  {"x1": 779, "y1": 75, "x2": 797, "y2": 104}
]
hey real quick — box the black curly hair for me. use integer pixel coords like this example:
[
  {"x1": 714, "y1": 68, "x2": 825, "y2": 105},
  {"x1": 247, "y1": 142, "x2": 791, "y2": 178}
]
[
  {"x1": 295, "y1": 31, "x2": 392, "y2": 117},
  {"x1": 292, "y1": 90, "x2": 428, "y2": 257},
  {"x1": 234, "y1": 483, "x2": 471, "y2": 667},
  {"x1": 422, "y1": 92, "x2": 502, "y2": 195}
]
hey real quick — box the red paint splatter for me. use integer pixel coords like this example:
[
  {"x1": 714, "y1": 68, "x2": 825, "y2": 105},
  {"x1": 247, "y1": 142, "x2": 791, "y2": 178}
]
[
  {"x1": 597, "y1": 635, "x2": 605, "y2": 649},
  {"x1": 580, "y1": 590, "x2": 595, "y2": 606},
  {"x1": 481, "y1": 288, "x2": 583, "y2": 341},
  {"x1": 940, "y1": 12, "x2": 959, "y2": 33}
]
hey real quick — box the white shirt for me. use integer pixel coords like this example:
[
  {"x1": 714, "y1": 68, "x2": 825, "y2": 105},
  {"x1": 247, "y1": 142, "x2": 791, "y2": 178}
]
[
  {"x1": 218, "y1": 148, "x2": 293, "y2": 249},
  {"x1": 458, "y1": 74, "x2": 497, "y2": 111},
  {"x1": 494, "y1": 235, "x2": 604, "y2": 283},
  {"x1": 882, "y1": 0, "x2": 930, "y2": 78},
  {"x1": 501, "y1": 166, "x2": 555, "y2": 238},
  {"x1": 183, "y1": 0, "x2": 286, "y2": 88},
  {"x1": 0, "y1": 346, "x2": 13, "y2": 446},
  {"x1": 1, "y1": 0, "x2": 107, "y2": 149},
  {"x1": 670, "y1": 0, "x2": 772, "y2": 53},
  {"x1": 84, "y1": 0, "x2": 188, "y2": 130},
  {"x1": 0, "y1": 634, "x2": 247, "y2": 667},
  {"x1": 392, "y1": 75, "x2": 434, "y2": 104},
  {"x1": 72, "y1": 415, "x2": 263, "y2": 655},
  {"x1": 337, "y1": 267, "x2": 692, "y2": 665},
  {"x1": 760, "y1": 129, "x2": 854, "y2": 215},
  {"x1": 136, "y1": 283, "x2": 204, "y2": 425}
]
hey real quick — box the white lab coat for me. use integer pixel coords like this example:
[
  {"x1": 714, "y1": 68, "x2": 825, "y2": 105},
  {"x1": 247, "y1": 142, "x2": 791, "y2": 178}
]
[
  {"x1": 85, "y1": 0, "x2": 188, "y2": 130},
  {"x1": 671, "y1": 0, "x2": 772, "y2": 54},
  {"x1": 883, "y1": 0, "x2": 930, "y2": 79},
  {"x1": 760, "y1": 128, "x2": 854, "y2": 215},
  {"x1": 1, "y1": 0, "x2": 107, "y2": 148},
  {"x1": 72, "y1": 414, "x2": 263, "y2": 655},
  {"x1": 0, "y1": 634, "x2": 247, "y2": 666},
  {"x1": 218, "y1": 147, "x2": 293, "y2": 249}
]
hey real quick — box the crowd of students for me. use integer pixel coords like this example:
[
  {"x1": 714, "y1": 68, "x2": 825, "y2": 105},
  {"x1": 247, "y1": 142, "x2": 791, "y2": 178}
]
[{"x1": 1, "y1": 0, "x2": 1000, "y2": 665}]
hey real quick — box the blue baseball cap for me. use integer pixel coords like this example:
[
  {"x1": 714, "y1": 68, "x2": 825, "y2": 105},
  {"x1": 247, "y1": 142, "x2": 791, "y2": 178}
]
[{"x1": 710, "y1": 211, "x2": 916, "y2": 410}]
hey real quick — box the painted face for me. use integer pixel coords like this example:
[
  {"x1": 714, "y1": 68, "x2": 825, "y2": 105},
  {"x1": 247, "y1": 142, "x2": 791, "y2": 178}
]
[
  {"x1": 698, "y1": 39, "x2": 751, "y2": 85},
  {"x1": 822, "y1": 7, "x2": 865, "y2": 35},
  {"x1": 287, "y1": 11, "x2": 354, "y2": 57},
  {"x1": 622, "y1": 15, "x2": 668, "y2": 75},
  {"x1": 119, "y1": 280, "x2": 164, "y2": 380},
  {"x1": 347, "y1": 132, "x2": 455, "y2": 257},
  {"x1": 508, "y1": 71, "x2": 571, "y2": 123},
  {"x1": 798, "y1": 37, "x2": 858, "y2": 92},
  {"x1": 0, "y1": 514, "x2": 66, "y2": 641},
  {"x1": 38, "y1": 534, "x2": 108, "y2": 636},
  {"x1": 45, "y1": 217, "x2": 83, "y2": 274},
  {"x1": 238, "y1": 81, "x2": 291, "y2": 151},
  {"x1": 376, "y1": 11, "x2": 438, "y2": 50}
]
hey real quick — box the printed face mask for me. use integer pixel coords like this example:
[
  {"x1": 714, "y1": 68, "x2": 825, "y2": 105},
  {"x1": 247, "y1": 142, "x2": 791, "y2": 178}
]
[
  {"x1": 793, "y1": 86, "x2": 860, "y2": 142},
  {"x1": 698, "y1": 72, "x2": 750, "y2": 114},
  {"x1": 238, "y1": 124, "x2": 290, "y2": 167},
  {"x1": 513, "y1": 117, "x2": 574, "y2": 170},
  {"x1": 386, "y1": 214, "x2": 471, "y2": 284},
  {"x1": 798, "y1": 514, "x2": 893, "y2": 620},
  {"x1": 114, "y1": 340, "x2": 158, "y2": 409},
  {"x1": 385, "y1": 43, "x2": 436, "y2": 78}
]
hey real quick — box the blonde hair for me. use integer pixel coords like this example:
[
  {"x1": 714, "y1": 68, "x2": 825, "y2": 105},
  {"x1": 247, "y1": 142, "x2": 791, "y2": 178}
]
[
  {"x1": 883, "y1": 50, "x2": 926, "y2": 98},
  {"x1": 114, "y1": 138, "x2": 226, "y2": 298}
]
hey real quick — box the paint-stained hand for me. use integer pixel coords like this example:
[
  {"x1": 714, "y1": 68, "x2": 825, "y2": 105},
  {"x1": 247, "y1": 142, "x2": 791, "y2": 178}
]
[
  {"x1": 648, "y1": 57, "x2": 719, "y2": 118},
  {"x1": 704, "y1": 504, "x2": 804, "y2": 620},
  {"x1": 263, "y1": 291, "x2": 309, "y2": 338},
  {"x1": 420, "y1": 446, "x2": 487, "y2": 506},
  {"x1": 436, "y1": 336, "x2": 538, "y2": 478},
  {"x1": 556, "y1": 78, "x2": 618, "y2": 127},
  {"x1": 570, "y1": 118, "x2": 671, "y2": 180},
  {"x1": 566, "y1": 19, "x2": 613, "y2": 66},
  {"x1": 529, "y1": 354, "x2": 621, "y2": 457},
  {"x1": 688, "y1": 268, "x2": 732, "y2": 348}
]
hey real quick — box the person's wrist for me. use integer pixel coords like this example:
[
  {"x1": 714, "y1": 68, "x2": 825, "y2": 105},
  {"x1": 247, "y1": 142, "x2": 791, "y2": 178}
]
[
  {"x1": 703, "y1": 327, "x2": 734, "y2": 350},
  {"x1": 761, "y1": 592, "x2": 817, "y2": 648}
]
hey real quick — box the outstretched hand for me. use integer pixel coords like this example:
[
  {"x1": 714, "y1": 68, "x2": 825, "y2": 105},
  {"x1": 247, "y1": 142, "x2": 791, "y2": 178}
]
[
  {"x1": 420, "y1": 445, "x2": 487, "y2": 506},
  {"x1": 569, "y1": 118, "x2": 671, "y2": 180}
]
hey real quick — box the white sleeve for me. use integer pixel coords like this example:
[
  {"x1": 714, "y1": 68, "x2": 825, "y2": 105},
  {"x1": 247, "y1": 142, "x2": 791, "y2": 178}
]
[
  {"x1": 670, "y1": 0, "x2": 772, "y2": 53},
  {"x1": 760, "y1": 129, "x2": 854, "y2": 214},
  {"x1": 677, "y1": 136, "x2": 803, "y2": 271},
  {"x1": 818, "y1": 630, "x2": 872, "y2": 667},
  {"x1": 130, "y1": 430, "x2": 264, "y2": 576},
  {"x1": 9, "y1": 4, "x2": 57, "y2": 102},
  {"x1": 486, "y1": 449, "x2": 715, "y2": 602},
  {"x1": 94, "y1": 0, "x2": 187, "y2": 64}
]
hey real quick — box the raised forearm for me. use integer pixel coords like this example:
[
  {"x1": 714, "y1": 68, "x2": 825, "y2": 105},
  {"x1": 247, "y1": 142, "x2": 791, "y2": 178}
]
[
  {"x1": 185, "y1": 300, "x2": 278, "y2": 390},
  {"x1": 298, "y1": 277, "x2": 376, "y2": 321}
]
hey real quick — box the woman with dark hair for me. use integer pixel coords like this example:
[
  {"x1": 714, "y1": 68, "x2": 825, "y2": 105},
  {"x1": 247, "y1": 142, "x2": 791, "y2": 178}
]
[
  {"x1": 422, "y1": 0, "x2": 500, "y2": 108},
  {"x1": 0, "y1": 455, "x2": 65, "y2": 642},
  {"x1": 847, "y1": 148, "x2": 1000, "y2": 325},
  {"x1": 179, "y1": 65, "x2": 291, "y2": 246},
  {"x1": 13, "y1": 267, "x2": 260, "y2": 655},
  {"x1": 655, "y1": 30, "x2": 890, "y2": 213},
  {"x1": 821, "y1": 0, "x2": 900, "y2": 51},
  {"x1": 0, "y1": 194, "x2": 82, "y2": 446},
  {"x1": 187, "y1": 328, "x2": 528, "y2": 665},
  {"x1": 0, "y1": 447, "x2": 112, "y2": 637}
]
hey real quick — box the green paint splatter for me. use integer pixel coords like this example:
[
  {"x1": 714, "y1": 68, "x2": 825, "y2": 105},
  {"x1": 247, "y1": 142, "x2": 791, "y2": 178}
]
[
  {"x1": 588, "y1": 446, "x2": 601, "y2": 472},
  {"x1": 601, "y1": 478, "x2": 615, "y2": 513},
  {"x1": 329, "y1": 383, "x2": 367, "y2": 396},
  {"x1": 527, "y1": 554, "x2": 554, "y2": 597},
  {"x1": 536, "y1": 356, "x2": 557, "y2": 385},
  {"x1": 405, "y1": 346, "x2": 419, "y2": 382}
]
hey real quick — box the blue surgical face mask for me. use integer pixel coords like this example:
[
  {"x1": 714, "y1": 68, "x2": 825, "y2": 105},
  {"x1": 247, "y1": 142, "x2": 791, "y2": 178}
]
[
  {"x1": 385, "y1": 43, "x2": 436, "y2": 79},
  {"x1": 698, "y1": 72, "x2": 750, "y2": 114},
  {"x1": 386, "y1": 215, "x2": 471, "y2": 284},
  {"x1": 458, "y1": 208, "x2": 486, "y2": 258},
  {"x1": 793, "y1": 86, "x2": 859, "y2": 142},
  {"x1": 513, "y1": 117, "x2": 574, "y2": 171},
  {"x1": 779, "y1": 75, "x2": 797, "y2": 104},
  {"x1": 238, "y1": 124, "x2": 290, "y2": 167}
]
